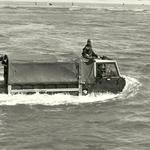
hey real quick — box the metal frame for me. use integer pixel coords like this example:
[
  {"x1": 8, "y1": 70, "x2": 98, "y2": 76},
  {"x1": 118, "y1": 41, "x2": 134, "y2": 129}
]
[
  {"x1": 78, "y1": 62, "x2": 82, "y2": 95},
  {"x1": 6, "y1": 59, "x2": 122, "y2": 95},
  {"x1": 8, "y1": 85, "x2": 12, "y2": 95},
  {"x1": 9, "y1": 87, "x2": 80, "y2": 94},
  {"x1": 94, "y1": 59, "x2": 121, "y2": 77}
]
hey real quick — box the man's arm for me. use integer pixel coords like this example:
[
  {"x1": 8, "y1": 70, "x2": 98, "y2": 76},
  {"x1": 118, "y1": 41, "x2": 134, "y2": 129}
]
[
  {"x1": 82, "y1": 47, "x2": 90, "y2": 59},
  {"x1": 92, "y1": 50, "x2": 98, "y2": 58}
]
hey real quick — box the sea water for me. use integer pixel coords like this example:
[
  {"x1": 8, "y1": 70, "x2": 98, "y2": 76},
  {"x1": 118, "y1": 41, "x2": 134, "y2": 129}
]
[{"x1": 0, "y1": 3, "x2": 149, "y2": 150}]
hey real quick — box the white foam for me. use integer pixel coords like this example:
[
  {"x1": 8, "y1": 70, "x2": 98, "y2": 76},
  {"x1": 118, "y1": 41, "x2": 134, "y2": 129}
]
[
  {"x1": 0, "y1": 76, "x2": 3, "y2": 81},
  {"x1": 118, "y1": 75, "x2": 141, "y2": 99},
  {"x1": 0, "y1": 76, "x2": 141, "y2": 106},
  {"x1": 0, "y1": 92, "x2": 117, "y2": 106}
]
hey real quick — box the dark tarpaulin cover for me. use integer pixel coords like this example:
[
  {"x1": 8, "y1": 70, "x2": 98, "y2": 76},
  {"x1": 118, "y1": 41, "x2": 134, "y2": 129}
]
[
  {"x1": 80, "y1": 60, "x2": 95, "y2": 84},
  {"x1": 8, "y1": 62, "x2": 79, "y2": 85},
  {"x1": 7, "y1": 54, "x2": 95, "y2": 85}
]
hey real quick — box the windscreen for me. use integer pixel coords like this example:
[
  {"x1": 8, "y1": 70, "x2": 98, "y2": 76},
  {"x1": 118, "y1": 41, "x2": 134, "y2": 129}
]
[{"x1": 96, "y1": 63, "x2": 119, "y2": 78}]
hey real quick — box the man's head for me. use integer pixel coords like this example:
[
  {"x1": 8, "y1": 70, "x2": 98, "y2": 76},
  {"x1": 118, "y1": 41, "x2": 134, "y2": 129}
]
[{"x1": 87, "y1": 39, "x2": 92, "y2": 46}]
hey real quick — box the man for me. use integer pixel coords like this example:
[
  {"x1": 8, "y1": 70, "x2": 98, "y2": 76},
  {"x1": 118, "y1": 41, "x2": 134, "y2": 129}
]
[
  {"x1": 0, "y1": 55, "x2": 8, "y2": 65},
  {"x1": 82, "y1": 39, "x2": 98, "y2": 59}
]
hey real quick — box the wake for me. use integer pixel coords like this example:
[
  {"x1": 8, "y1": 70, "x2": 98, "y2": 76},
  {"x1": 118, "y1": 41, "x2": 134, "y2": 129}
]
[{"x1": 0, "y1": 76, "x2": 141, "y2": 106}]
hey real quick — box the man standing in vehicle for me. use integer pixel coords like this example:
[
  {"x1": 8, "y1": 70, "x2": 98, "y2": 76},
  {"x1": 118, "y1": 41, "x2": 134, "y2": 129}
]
[{"x1": 82, "y1": 39, "x2": 98, "y2": 59}]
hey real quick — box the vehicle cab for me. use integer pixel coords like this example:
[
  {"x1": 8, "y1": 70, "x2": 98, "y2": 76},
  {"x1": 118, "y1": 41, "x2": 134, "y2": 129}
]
[
  {"x1": 94, "y1": 59, "x2": 120, "y2": 79},
  {"x1": 81, "y1": 58, "x2": 126, "y2": 94}
]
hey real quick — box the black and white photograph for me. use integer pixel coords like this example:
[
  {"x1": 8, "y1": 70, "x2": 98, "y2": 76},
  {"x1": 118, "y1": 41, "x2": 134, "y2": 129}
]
[{"x1": 0, "y1": 0, "x2": 149, "y2": 149}]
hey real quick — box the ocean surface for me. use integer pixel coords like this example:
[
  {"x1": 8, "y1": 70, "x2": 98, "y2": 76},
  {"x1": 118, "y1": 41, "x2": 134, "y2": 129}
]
[{"x1": 0, "y1": 2, "x2": 149, "y2": 150}]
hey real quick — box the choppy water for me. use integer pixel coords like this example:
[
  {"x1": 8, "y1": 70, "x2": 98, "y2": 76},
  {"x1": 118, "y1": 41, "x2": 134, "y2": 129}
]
[{"x1": 0, "y1": 3, "x2": 149, "y2": 150}]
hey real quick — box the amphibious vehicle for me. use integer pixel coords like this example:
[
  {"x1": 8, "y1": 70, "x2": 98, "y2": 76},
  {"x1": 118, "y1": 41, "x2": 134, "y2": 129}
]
[{"x1": 0, "y1": 54, "x2": 125, "y2": 95}]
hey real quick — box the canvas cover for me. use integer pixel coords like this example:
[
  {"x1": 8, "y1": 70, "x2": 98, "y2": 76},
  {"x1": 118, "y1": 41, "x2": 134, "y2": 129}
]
[
  {"x1": 80, "y1": 60, "x2": 95, "y2": 84},
  {"x1": 8, "y1": 62, "x2": 79, "y2": 85},
  {"x1": 7, "y1": 54, "x2": 96, "y2": 85}
]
